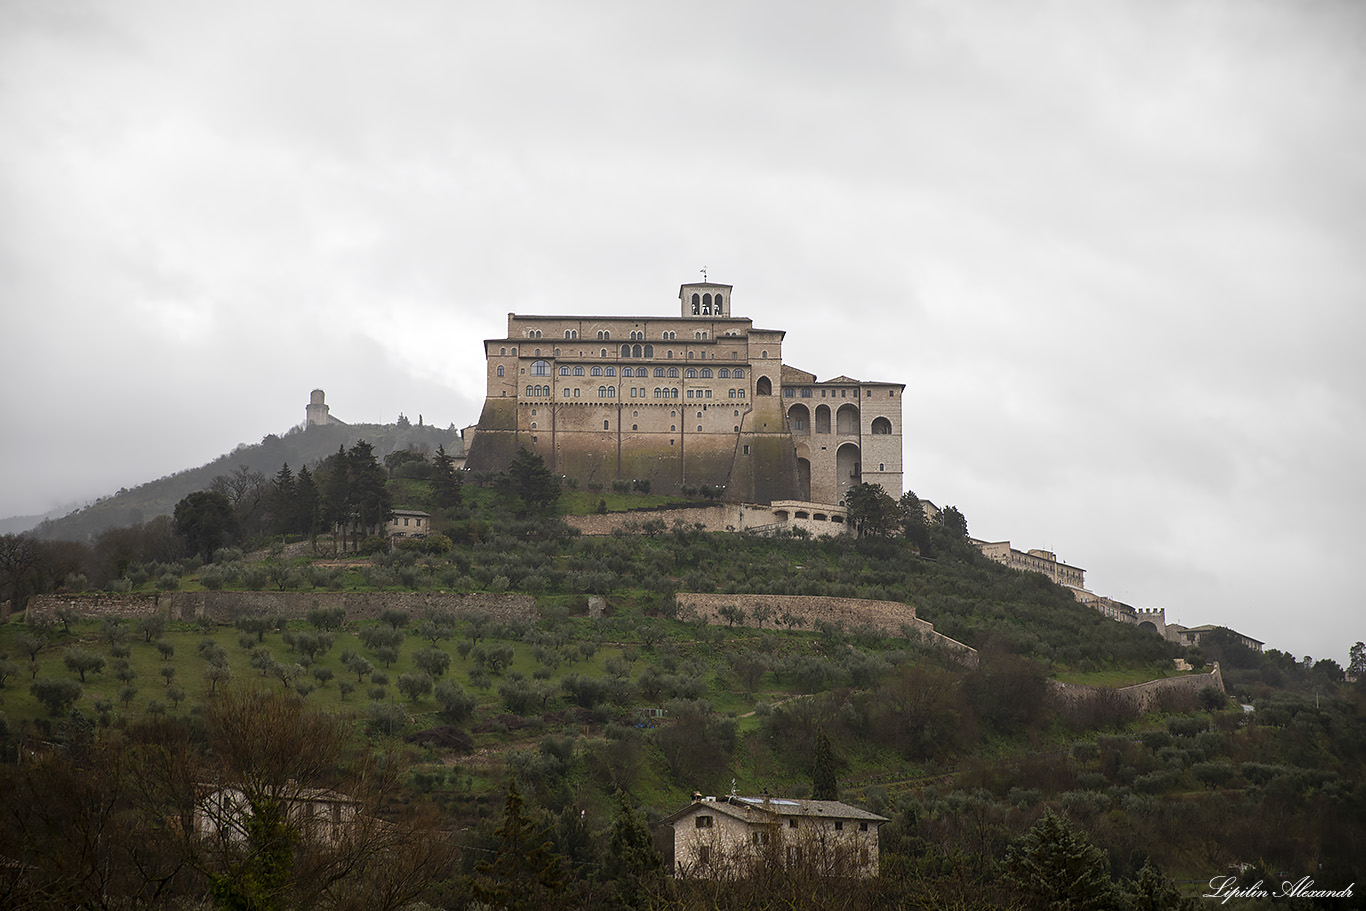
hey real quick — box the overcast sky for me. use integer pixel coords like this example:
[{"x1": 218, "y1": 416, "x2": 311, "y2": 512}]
[{"x1": 3, "y1": 0, "x2": 1362, "y2": 664}]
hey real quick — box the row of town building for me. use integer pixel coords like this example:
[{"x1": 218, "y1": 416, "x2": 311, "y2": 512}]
[{"x1": 973, "y1": 538, "x2": 1263, "y2": 653}]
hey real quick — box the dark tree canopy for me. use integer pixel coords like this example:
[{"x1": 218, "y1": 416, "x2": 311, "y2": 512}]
[
  {"x1": 432, "y1": 443, "x2": 464, "y2": 509},
  {"x1": 843, "y1": 483, "x2": 900, "y2": 538},
  {"x1": 496, "y1": 448, "x2": 561, "y2": 517},
  {"x1": 1006, "y1": 811, "x2": 1122, "y2": 911},
  {"x1": 811, "y1": 728, "x2": 839, "y2": 801},
  {"x1": 173, "y1": 490, "x2": 237, "y2": 562}
]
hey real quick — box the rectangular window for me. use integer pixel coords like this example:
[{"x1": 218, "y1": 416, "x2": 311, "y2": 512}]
[
  {"x1": 834, "y1": 821, "x2": 843, "y2": 831},
  {"x1": 574, "y1": 388, "x2": 580, "y2": 397},
  {"x1": 705, "y1": 390, "x2": 712, "y2": 398},
  {"x1": 696, "y1": 815, "x2": 713, "y2": 828},
  {"x1": 859, "y1": 822, "x2": 869, "y2": 832},
  {"x1": 743, "y1": 445, "x2": 750, "y2": 454},
  {"x1": 788, "y1": 818, "x2": 798, "y2": 829},
  {"x1": 699, "y1": 845, "x2": 712, "y2": 864}
]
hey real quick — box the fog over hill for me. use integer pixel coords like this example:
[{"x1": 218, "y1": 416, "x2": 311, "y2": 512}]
[{"x1": 23, "y1": 422, "x2": 463, "y2": 543}]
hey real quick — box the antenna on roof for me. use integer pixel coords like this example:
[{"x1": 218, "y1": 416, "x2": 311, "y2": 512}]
[{"x1": 700, "y1": 266, "x2": 707, "y2": 282}]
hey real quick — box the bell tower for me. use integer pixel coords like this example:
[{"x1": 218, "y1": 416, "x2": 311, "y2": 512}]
[{"x1": 679, "y1": 281, "x2": 733, "y2": 318}]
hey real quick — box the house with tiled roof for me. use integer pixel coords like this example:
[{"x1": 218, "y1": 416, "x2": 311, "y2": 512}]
[{"x1": 660, "y1": 794, "x2": 888, "y2": 878}]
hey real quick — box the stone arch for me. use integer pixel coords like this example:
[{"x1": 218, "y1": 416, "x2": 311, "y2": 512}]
[
  {"x1": 788, "y1": 403, "x2": 810, "y2": 434},
  {"x1": 815, "y1": 404, "x2": 831, "y2": 434},
  {"x1": 1139, "y1": 621, "x2": 1159, "y2": 635},
  {"x1": 871, "y1": 416, "x2": 892, "y2": 435},
  {"x1": 796, "y1": 457, "x2": 812, "y2": 500},
  {"x1": 756, "y1": 376, "x2": 772, "y2": 396},
  {"x1": 836, "y1": 442, "x2": 861, "y2": 499},
  {"x1": 836, "y1": 403, "x2": 860, "y2": 435}
]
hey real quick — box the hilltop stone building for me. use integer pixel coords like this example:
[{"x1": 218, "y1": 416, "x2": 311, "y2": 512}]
[
  {"x1": 464, "y1": 282, "x2": 904, "y2": 505},
  {"x1": 975, "y1": 540, "x2": 1086, "y2": 589},
  {"x1": 305, "y1": 389, "x2": 347, "y2": 427},
  {"x1": 976, "y1": 538, "x2": 1265, "y2": 652}
]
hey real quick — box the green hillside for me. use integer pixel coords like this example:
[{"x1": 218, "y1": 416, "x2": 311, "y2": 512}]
[
  {"x1": 29, "y1": 421, "x2": 462, "y2": 544},
  {"x1": 1, "y1": 454, "x2": 1361, "y2": 910}
]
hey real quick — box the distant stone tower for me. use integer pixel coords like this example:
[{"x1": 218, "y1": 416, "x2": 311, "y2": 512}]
[
  {"x1": 306, "y1": 389, "x2": 345, "y2": 427},
  {"x1": 1135, "y1": 607, "x2": 1167, "y2": 637}
]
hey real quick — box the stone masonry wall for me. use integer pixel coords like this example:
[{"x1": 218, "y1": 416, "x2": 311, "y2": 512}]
[
  {"x1": 675, "y1": 592, "x2": 978, "y2": 666},
  {"x1": 25, "y1": 593, "x2": 166, "y2": 621},
  {"x1": 566, "y1": 502, "x2": 848, "y2": 538},
  {"x1": 27, "y1": 592, "x2": 538, "y2": 626},
  {"x1": 1046, "y1": 664, "x2": 1226, "y2": 715}
]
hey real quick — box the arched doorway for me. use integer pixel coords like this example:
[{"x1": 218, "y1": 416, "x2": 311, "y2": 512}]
[
  {"x1": 836, "y1": 442, "x2": 861, "y2": 500},
  {"x1": 788, "y1": 403, "x2": 810, "y2": 434},
  {"x1": 756, "y1": 376, "x2": 772, "y2": 396},
  {"x1": 815, "y1": 404, "x2": 831, "y2": 434}
]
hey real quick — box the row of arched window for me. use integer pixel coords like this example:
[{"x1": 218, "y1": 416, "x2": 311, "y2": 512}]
[
  {"x1": 620, "y1": 344, "x2": 655, "y2": 358},
  {"x1": 526, "y1": 386, "x2": 749, "y2": 401}
]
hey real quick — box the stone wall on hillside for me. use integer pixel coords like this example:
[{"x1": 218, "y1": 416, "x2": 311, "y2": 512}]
[
  {"x1": 24, "y1": 593, "x2": 164, "y2": 621},
  {"x1": 1047, "y1": 664, "x2": 1225, "y2": 715},
  {"x1": 26, "y1": 591, "x2": 538, "y2": 625},
  {"x1": 675, "y1": 592, "x2": 978, "y2": 665},
  {"x1": 566, "y1": 501, "x2": 849, "y2": 538}
]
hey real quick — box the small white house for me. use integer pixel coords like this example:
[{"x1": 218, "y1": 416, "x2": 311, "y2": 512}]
[{"x1": 661, "y1": 795, "x2": 888, "y2": 878}]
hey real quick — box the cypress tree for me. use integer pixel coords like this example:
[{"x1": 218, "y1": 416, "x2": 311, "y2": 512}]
[
  {"x1": 606, "y1": 792, "x2": 667, "y2": 908},
  {"x1": 432, "y1": 443, "x2": 464, "y2": 509},
  {"x1": 812, "y1": 728, "x2": 839, "y2": 801},
  {"x1": 474, "y1": 779, "x2": 563, "y2": 910},
  {"x1": 348, "y1": 441, "x2": 392, "y2": 537}
]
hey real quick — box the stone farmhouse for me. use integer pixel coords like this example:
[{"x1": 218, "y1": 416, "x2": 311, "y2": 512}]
[
  {"x1": 196, "y1": 785, "x2": 361, "y2": 846},
  {"x1": 661, "y1": 794, "x2": 888, "y2": 878},
  {"x1": 464, "y1": 281, "x2": 904, "y2": 507},
  {"x1": 387, "y1": 509, "x2": 431, "y2": 540}
]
